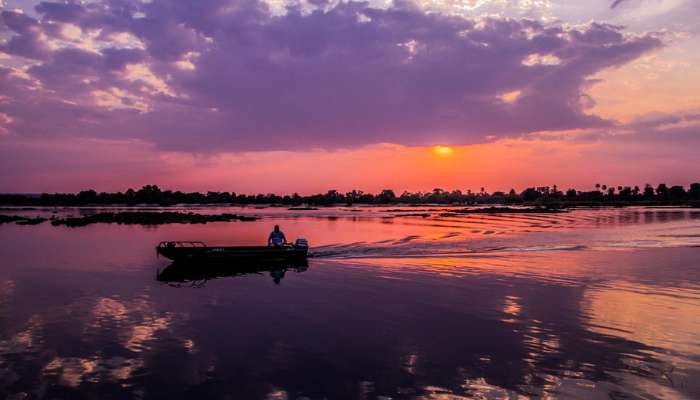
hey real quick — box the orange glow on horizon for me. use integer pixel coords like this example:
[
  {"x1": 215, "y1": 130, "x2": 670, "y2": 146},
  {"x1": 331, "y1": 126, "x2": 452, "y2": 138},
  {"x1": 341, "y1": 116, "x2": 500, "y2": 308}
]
[{"x1": 4, "y1": 135, "x2": 698, "y2": 194}]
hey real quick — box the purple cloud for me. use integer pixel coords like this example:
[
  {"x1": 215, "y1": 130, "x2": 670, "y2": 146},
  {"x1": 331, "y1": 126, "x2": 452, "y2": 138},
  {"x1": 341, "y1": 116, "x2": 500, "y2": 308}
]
[
  {"x1": 0, "y1": 0, "x2": 664, "y2": 151},
  {"x1": 611, "y1": 0, "x2": 629, "y2": 9}
]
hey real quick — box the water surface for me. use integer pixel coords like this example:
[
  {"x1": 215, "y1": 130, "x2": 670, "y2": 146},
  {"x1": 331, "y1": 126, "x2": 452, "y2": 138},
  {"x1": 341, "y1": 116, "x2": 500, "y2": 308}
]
[{"x1": 1, "y1": 206, "x2": 699, "y2": 399}]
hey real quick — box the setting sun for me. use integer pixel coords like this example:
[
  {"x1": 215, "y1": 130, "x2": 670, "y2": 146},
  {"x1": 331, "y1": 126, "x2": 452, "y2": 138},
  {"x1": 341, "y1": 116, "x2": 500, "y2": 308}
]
[{"x1": 433, "y1": 145, "x2": 454, "y2": 156}]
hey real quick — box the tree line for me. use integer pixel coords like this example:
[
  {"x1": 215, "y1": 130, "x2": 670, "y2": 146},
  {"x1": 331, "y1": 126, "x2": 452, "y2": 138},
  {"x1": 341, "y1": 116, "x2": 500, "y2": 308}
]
[{"x1": 1, "y1": 183, "x2": 699, "y2": 207}]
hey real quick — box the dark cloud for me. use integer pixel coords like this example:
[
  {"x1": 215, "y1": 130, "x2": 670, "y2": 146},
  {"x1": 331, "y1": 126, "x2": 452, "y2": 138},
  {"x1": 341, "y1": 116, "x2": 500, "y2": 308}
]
[
  {"x1": 0, "y1": 11, "x2": 53, "y2": 60},
  {"x1": 611, "y1": 0, "x2": 629, "y2": 10},
  {"x1": 34, "y1": 1, "x2": 86, "y2": 22},
  {"x1": 0, "y1": 0, "x2": 664, "y2": 151}
]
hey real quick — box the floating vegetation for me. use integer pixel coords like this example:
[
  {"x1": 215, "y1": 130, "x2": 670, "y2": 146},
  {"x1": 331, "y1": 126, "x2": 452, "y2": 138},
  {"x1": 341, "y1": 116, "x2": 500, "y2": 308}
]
[
  {"x1": 50, "y1": 212, "x2": 257, "y2": 227},
  {"x1": 0, "y1": 215, "x2": 48, "y2": 225}
]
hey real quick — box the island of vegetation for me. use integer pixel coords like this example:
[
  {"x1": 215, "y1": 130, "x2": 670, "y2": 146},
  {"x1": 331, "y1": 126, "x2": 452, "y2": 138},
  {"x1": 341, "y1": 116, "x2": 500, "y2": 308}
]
[
  {"x1": 49, "y1": 212, "x2": 257, "y2": 227},
  {"x1": 0, "y1": 215, "x2": 48, "y2": 225},
  {"x1": 1, "y1": 183, "x2": 699, "y2": 207}
]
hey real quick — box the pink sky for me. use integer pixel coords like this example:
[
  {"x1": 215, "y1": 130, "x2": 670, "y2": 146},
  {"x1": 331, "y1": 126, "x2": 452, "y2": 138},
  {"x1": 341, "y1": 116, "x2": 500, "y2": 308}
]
[
  {"x1": 1, "y1": 0, "x2": 699, "y2": 193},
  {"x1": 2, "y1": 134, "x2": 696, "y2": 194}
]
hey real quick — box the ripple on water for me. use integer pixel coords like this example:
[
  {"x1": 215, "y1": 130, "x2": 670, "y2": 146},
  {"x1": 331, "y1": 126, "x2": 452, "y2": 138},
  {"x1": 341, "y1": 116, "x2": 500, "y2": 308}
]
[{"x1": 0, "y1": 206, "x2": 699, "y2": 398}]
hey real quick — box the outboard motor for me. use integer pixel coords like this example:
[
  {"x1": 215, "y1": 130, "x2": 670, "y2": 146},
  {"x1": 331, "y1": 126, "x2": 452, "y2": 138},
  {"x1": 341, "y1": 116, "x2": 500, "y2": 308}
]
[{"x1": 294, "y1": 238, "x2": 309, "y2": 249}]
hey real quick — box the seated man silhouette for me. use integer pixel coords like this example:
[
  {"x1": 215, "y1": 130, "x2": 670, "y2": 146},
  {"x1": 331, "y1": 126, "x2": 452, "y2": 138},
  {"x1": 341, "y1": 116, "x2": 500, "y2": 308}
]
[{"x1": 268, "y1": 225, "x2": 287, "y2": 247}]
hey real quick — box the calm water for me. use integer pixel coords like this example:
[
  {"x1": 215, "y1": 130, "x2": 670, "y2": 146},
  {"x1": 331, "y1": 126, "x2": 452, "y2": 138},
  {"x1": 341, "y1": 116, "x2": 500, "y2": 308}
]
[{"x1": 1, "y1": 206, "x2": 699, "y2": 399}]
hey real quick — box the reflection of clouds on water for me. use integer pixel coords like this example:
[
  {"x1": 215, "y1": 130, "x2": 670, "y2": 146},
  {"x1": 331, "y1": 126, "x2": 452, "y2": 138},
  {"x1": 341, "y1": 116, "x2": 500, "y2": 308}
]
[
  {"x1": 92, "y1": 297, "x2": 128, "y2": 322},
  {"x1": 84, "y1": 294, "x2": 174, "y2": 352},
  {"x1": 88, "y1": 294, "x2": 177, "y2": 355},
  {"x1": 0, "y1": 259, "x2": 693, "y2": 398},
  {"x1": 265, "y1": 388, "x2": 289, "y2": 400},
  {"x1": 12, "y1": 329, "x2": 33, "y2": 350},
  {"x1": 0, "y1": 287, "x2": 186, "y2": 394},
  {"x1": 0, "y1": 208, "x2": 699, "y2": 398},
  {"x1": 1, "y1": 315, "x2": 42, "y2": 353},
  {"x1": 461, "y1": 377, "x2": 517, "y2": 398},
  {"x1": 43, "y1": 357, "x2": 98, "y2": 387},
  {"x1": 41, "y1": 355, "x2": 145, "y2": 388},
  {"x1": 109, "y1": 357, "x2": 145, "y2": 382},
  {"x1": 125, "y1": 316, "x2": 171, "y2": 353}
]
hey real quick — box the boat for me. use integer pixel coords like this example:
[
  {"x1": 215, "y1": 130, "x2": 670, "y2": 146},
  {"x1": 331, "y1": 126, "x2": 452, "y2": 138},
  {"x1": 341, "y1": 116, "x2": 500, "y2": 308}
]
[{"x1": 156, "y1": 239, "x2": 309, "y2": 263}]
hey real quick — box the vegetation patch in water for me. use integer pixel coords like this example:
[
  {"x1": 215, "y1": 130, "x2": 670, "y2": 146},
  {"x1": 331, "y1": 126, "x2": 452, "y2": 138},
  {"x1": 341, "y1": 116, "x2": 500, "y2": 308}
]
[
  {"x1": 50, "y1": 212, "x2": 257, "y2": 227},
  {"x1": 0, "y1": 215, "x2": 48, "y2": 225}
]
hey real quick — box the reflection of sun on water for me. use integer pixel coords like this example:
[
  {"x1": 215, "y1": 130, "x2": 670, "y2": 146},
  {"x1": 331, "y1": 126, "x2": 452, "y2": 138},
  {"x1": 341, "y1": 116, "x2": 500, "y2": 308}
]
[{"x1": 433, "y1": 145, "x2": 454, "y2": 156}]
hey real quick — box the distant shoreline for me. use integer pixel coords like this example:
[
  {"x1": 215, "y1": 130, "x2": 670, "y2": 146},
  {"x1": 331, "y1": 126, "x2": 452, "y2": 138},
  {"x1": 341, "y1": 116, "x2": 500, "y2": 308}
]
[
  {"x1": 1, "y1": 183, "x2": 699, "y2": 208},
  {"x1": 1, "y1": 203, "x2": 699, "y2": 210}
]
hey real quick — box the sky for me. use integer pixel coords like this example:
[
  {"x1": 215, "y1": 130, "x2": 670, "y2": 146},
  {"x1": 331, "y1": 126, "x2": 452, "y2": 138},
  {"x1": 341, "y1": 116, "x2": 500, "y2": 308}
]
[{"x1": 0, "y1": 0, "x2": 699, "y2": 194}]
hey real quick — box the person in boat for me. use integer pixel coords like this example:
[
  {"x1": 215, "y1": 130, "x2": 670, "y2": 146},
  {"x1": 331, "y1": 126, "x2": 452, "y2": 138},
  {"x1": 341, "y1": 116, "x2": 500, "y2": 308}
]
[{"x1": 268, "y1": 225, "x2": 287, "y2": 247}]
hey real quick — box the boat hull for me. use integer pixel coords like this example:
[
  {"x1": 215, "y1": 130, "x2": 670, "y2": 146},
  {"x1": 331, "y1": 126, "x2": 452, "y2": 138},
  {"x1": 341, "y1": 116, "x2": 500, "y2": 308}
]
[{"x1": 156, "y1": 241, "x2": 308, "y2": 263}]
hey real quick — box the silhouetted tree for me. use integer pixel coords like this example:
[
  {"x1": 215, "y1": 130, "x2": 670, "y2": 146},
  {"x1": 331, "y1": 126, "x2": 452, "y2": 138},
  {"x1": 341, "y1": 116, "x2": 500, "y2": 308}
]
[
  {"x1": 669, "y1": 186, "x2": 686, "y2": 201},
  {"x1": 656, "y1": 184, "x2": 669, "y2": 200},
  {"x1": 377, "y1": 189, "x2": 396, "y2": 203},
  {"x1": 642, "y1": 184, "x2": 654, "y2": 200},
  {"x1": 618, "y1": 186, "x2": 633, "y2": 200},
  {"x1": 689, "y1": 183, "x2": 700, "y2": 200},
  {"x1": 521, "y1": 188, "x2": 541, "y2": 202}
]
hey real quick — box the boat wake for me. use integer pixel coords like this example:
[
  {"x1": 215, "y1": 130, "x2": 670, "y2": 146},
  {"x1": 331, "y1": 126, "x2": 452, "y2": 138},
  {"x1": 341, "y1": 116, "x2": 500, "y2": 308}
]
[
  {"x1": 304, "y1": 207, "x2": 700, "y2": 260},
  {"x1": 310, "y1": 236, "x2": 589, "y2": 260},
  {"x1": 310, "y1": 228, "x2": 700, "y2": 260}
]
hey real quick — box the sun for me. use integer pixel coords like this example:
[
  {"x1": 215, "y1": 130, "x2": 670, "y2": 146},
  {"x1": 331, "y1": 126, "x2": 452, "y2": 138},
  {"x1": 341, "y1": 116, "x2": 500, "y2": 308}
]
[{"x1": 433, "y1": 145, "x2": 454, "y2": 156}]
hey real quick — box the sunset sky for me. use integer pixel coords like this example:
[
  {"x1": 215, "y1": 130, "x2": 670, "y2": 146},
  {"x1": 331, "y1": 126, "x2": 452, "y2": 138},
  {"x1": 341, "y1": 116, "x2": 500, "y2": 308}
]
[{"x1": 1, "y1": 0, "x2": 699, "y2": 194}]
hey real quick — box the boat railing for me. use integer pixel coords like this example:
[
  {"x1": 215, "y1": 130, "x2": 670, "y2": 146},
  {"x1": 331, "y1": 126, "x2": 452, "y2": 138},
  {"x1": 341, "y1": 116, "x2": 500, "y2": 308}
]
[{"x1": 157, "y1": 241, "x2": 207, "y2": 249}]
